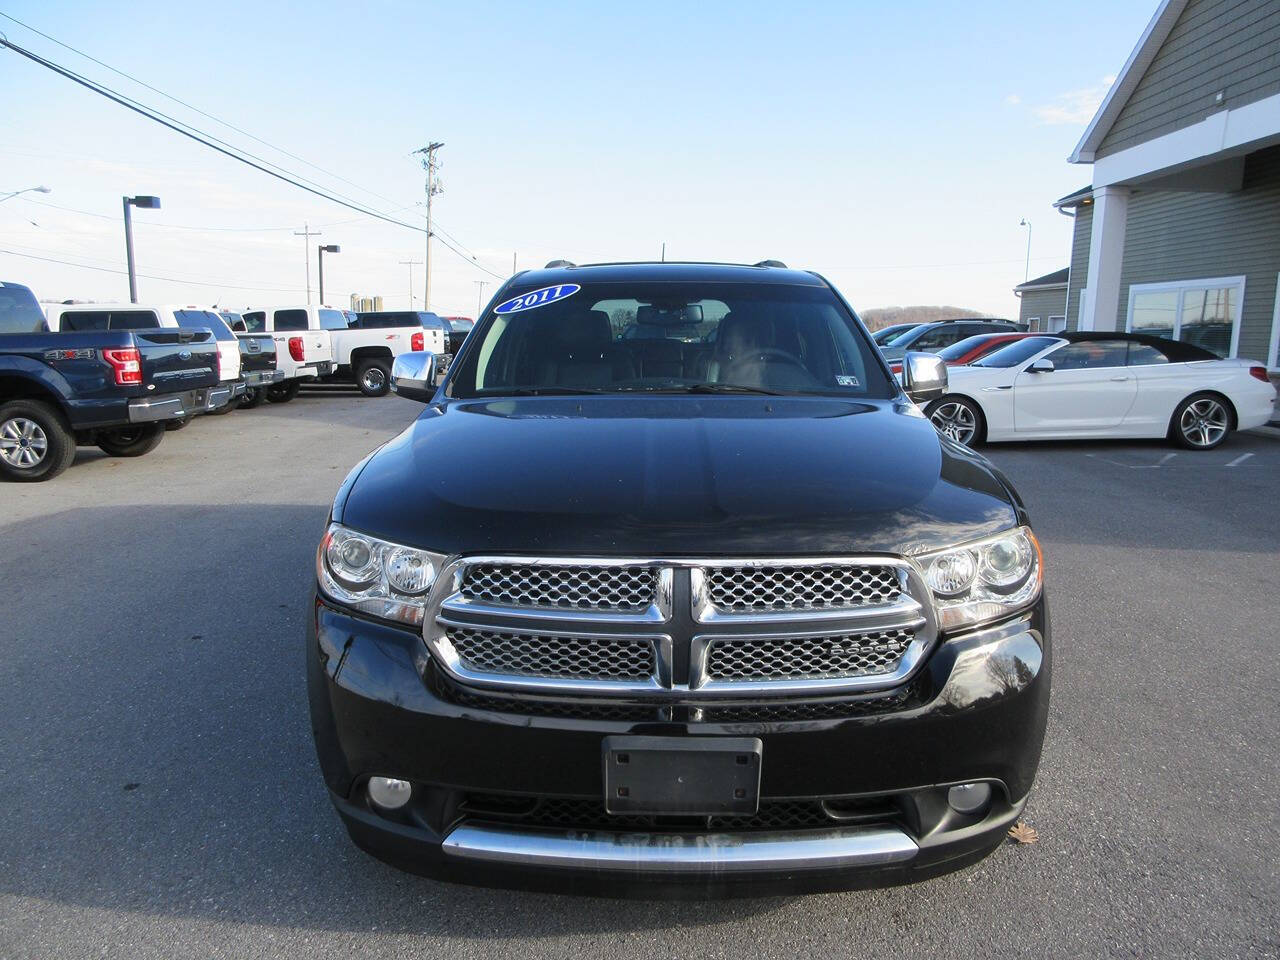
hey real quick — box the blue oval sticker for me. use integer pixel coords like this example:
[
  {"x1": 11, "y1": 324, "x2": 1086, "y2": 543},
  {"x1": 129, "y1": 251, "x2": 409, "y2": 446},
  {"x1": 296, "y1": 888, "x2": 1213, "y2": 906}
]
[{"x1": 493, "y1": 283, "x2": 580, "y2": 315}]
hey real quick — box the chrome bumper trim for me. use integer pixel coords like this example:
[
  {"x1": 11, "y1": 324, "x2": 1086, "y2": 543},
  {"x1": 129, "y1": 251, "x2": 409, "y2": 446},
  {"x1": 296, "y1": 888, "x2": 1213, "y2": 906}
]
[
  {"x1": 441, "y1": 823, "x2": 918, "y2": 873},
  {"x1": 127, "y1": 395, "x2": 186, "y2": 422}
]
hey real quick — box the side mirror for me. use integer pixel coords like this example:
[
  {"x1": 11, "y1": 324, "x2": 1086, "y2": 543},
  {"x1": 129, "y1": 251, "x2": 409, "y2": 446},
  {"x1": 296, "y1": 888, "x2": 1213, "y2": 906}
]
[
  {"x1": 390, "y1": 351, "x2": 437, "y2": 403},
  {"x1": 901, "y1": 351, "x2": 948, "y2": 404},
  {"x1": 1028, "y1": 359, "x2": 1055, "y2": 373}
]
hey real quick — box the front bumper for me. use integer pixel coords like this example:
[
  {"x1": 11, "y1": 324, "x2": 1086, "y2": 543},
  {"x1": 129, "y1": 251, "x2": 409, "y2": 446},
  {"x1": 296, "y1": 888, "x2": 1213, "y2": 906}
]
[{"x1": 308, "y1": 594, "x2": 1050, "y2": 896}]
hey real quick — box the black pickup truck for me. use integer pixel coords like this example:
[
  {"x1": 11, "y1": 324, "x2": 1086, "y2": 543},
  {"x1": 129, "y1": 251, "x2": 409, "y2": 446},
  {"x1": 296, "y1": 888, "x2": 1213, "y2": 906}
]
[
  {"x1": 0, "y1": 281, "x2": 222, "y2": 481},
  {"x1": 308, "y1": 261, "x2": 1050, "y2": 896},
  {"x1": 217, "y1": 311, "x2": 282, "y2": 408}
]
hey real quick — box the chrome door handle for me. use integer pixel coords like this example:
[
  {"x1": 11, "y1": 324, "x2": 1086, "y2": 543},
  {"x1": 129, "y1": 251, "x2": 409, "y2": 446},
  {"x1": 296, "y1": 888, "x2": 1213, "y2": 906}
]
[{"x1": 1109, "y1": 377, "x2": 1129, "y2": 382}]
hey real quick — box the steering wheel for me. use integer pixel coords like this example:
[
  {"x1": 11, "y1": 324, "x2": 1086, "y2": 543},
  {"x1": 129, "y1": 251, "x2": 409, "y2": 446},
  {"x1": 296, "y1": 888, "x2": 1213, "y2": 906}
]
[{"x1": 721, "y1": 348, "x2": 818, "y2": 386}]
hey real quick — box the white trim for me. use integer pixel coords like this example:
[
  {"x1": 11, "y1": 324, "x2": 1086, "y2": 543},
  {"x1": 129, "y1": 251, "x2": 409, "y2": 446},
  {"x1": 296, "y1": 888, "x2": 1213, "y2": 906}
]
[
  {"x1": 1092, "y1": 90, "x2": 1280, "y2": 186},
  {"x1": 1078, "y1": 287, "x2": 1090, "y2": 331},
  {"x1": 1268, "y1": 274, "x2": 1280, "y2": 371},
  {"x1": 1027, "y1": 316, "x2": 1041, "y2": 332},
  {"x1": 1048, "y1": 315, "x2": 1067, "y2": 333},
  {"x1": 1124, "y1": 275, "x2": 1247, "y2": 358},
  {"x1": 1071, "y1": 0, "x2": 1188, "y2": 164}
]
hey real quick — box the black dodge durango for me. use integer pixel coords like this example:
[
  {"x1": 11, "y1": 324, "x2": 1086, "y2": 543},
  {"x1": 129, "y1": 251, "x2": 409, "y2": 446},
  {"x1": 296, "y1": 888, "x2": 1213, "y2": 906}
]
[{"x1": 307, "y1": 260, "x2": 1050, "y2": 896}]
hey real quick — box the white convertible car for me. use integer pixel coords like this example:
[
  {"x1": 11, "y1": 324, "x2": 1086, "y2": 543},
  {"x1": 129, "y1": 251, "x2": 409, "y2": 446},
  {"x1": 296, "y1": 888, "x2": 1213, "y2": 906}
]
[{"x1": 923, "y1": 333, "x2": 1276, "y2": 450}]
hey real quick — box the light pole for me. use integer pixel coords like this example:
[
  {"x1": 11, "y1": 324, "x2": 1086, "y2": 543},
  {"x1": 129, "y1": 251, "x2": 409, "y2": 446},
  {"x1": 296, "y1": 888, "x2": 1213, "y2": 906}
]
[
  {"x1": 318, "y1": 244, "x2": 340, "y2": 303},
  {"x1": 122, "y1": 195, "x2": 161, "y2": 303},
  {"x1": 399, "y1": 259, "x2": 423, "y2": 307},
  {"x1": 1019, "y1": 218, "x2": 1032, "y2": 283},
  {"x1": 474, "y1": 280, "x2": 488, "y2": 317},
  {"x1": 0, "y1": 185, "x2": 51, "y2": 204}
]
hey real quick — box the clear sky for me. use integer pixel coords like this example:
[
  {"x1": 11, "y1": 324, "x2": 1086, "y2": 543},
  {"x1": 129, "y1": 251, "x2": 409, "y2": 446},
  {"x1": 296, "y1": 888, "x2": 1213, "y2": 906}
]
[{"x1": 0, "y1": 0, "x2": 1155, "y2": 319}]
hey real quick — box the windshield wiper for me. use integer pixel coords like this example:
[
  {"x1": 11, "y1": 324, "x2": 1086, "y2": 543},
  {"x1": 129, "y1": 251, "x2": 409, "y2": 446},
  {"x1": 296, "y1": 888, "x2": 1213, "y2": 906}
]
[
  {"x1": 679, "y1": 383, "x2": 783, "y2": 396},
  {"x1": 498, "y1": 387, "x2": 611, "y2": 396}
]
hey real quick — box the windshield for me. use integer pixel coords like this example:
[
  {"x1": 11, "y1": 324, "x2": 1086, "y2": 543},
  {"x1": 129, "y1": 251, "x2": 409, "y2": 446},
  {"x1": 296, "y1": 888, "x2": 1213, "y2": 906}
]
[
  {"x1": 448, "y1": 280, "x2": 895, "y2": 399},
  {"x1": 972, "y1": 336, "x2": 1061, "y2": 368},
  {"x1": 175, "y1": 309, "x2": 235, "y2": 342},
  {"x1": 937, "y1": 335, "x2": 1001, "y2": 362},
  {"x1": 0, "y1": 282, "x2": 47, "y2": 334},
  {"x1": 872, "y1": 325, "x2": 911, "y2": 345}
]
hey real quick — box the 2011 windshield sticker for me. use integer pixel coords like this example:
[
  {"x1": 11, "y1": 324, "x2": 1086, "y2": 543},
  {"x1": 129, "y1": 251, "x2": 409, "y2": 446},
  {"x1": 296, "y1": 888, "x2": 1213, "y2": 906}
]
[{"x1": 493, "y1": 284, "x2": 581, "y2": 315}]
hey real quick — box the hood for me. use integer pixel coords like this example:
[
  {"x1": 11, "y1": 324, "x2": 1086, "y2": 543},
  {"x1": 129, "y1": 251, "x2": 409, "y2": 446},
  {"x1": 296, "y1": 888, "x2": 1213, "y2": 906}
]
[{"x1": 337, "y1": 396, "x2": 1021, "y2": 557}]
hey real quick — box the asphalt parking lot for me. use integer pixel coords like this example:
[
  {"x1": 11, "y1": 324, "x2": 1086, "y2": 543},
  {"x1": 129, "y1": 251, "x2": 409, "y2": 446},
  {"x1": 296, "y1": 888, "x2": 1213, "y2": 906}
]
[{"x1": 3, "y1": 391, "x2": 1278, "y2": 960}]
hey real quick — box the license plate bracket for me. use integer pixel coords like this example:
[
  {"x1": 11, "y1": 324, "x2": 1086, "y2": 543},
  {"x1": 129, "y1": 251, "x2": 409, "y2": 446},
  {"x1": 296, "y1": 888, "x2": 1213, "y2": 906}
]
[{"x1": 602, "y1": 736, "x2": 762, "y2": 815}]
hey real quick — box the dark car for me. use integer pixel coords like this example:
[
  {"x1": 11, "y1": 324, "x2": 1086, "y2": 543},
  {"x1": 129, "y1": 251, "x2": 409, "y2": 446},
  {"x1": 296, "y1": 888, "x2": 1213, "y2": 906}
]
[
  {"x1": 307, "y1": 261, "x2": 1050, "y2": 895},
  {"x1": 870, "y1": 322, "x2": 920, "y2": 345},
  {"x1": 879, "y1": 319, "x2": 1020, "y2": 362},
  {"x1": 440, "y1": 316, "x2": 474, "y2": 357}
]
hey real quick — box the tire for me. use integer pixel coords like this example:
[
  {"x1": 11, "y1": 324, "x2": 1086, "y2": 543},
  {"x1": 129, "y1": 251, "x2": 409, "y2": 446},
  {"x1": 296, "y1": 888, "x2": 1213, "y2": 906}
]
[
  {"x1": 239, "y1": 387, "x2": 262, "y2": 409},
  {"x1": 1170, "y1": 392, "x2": 1233, "y2": 450},
  {"x1": 0, "y1": 398, "x2": 77, "y2": 482},
  {"x1": 266, "y1": 380, "x2": 301, "y2": 403},
  {"x1": 96, "y1": 422, "x2": 165, "y2": 458},
  {"x1": 356, "y1": 359, "x2": 392, "y2": 397},
  {"x1": 925, "y1": 395, "x2": 985, "y2": 447},
  {"x1": 164, "y1": 418, "x2": 190, "y2": 432}
]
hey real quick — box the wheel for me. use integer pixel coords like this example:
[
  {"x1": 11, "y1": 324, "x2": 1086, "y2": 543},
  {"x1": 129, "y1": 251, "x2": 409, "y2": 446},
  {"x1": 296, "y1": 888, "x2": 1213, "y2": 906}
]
[
  {"x1": 164, "y1": 418, "x2": 190, "y2": 432},
  {"x1": 95, "y1": 422, "x2": 165, "y2": 458},
  {"x1": 356, "y1": 359, "x2": 392, "y2": 397},
  {"x1": 266, "y1": 380, "x2": 301, "y2": 403},
  {"x1": 926, "y1": 396, "x2": 984, "y2": 447},
  {"x1": 1171, "y1": 392, "x2": 1232, "y2": 450},
  {"x1": 0, "y1": 399, "x2": 76, "y2": 482},
  {"x1": 239, "y1": 387, "x2": 262, "y2": 409}
]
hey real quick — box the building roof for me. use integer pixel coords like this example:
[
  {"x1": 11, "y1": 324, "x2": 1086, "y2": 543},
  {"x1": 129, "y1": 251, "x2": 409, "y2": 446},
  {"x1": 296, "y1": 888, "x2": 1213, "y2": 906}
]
[
  {"x1": 1052, "y1": 185, "x2": 1094, "y2": 208},
  {"x1": 1070, "y1": 0, "x2": 1190, "y2": 164},
  {"x1": 1015, "y1": 268, "x2": 1069, "y2": 292}
]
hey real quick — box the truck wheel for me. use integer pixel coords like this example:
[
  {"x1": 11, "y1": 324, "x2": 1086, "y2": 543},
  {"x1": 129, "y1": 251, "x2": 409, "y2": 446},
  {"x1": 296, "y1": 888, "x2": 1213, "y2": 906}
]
[
  {"x1": 96, "y1": 422, "x2": 165, "y2": 458},
  {"x1": 356, "y1": 359, "x2": 392, "y2": 397},
  {"x1": 0, "y1": 399, "x2": 77, "y2": 482},
  {"x1": 239, "y1": 388, "x2": 262, "y2": 409},
  {"x1": 266, "y1": 381, "x2": 300, "y2": 403}
]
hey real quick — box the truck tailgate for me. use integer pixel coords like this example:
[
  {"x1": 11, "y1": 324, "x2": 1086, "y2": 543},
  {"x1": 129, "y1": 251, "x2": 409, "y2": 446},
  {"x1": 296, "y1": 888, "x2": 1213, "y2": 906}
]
[
  {"x1": 134, "y1": 329, "x2": 221, "y2": 391},
  {"x1": 237, "y1": 333, "x2": 277, "y2": 374}
]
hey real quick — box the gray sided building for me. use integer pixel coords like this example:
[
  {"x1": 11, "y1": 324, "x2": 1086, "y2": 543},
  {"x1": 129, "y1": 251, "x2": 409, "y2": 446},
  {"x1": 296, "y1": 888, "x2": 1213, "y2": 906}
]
[
  {"x1": 1013, "y1": 268, "x2": 1069, "y2": 332},
  {"x1": 1060, "y1": 0, "x2": 1280, "y2": 374}
]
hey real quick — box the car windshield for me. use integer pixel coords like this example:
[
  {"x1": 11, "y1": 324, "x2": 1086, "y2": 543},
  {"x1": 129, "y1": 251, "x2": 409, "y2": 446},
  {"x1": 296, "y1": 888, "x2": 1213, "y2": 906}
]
[
  {"x1": 448, "y1": 280, "x2": 895, "y2": 399},
  {"x1": 175, "y1": 309, "x2": 235, "y2": 342},
  {"x1": 972, "y1": 336, "x2": 1061, "y2": 368},
  {"x1": 872, "y1": 325, "x2": 911, "y2": 345},
  {"x1": 937, "y1": 335, "x2": 1001, "y2": 361}
]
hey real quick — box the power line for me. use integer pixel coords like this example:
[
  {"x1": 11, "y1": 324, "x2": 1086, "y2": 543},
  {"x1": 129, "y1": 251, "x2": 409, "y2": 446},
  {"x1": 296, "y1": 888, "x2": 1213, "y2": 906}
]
[
  {"x1": 0, "y1": 246, "x2": 307, "y2": 293},
  {"x1": 18, "y1": 196, "x2": 365, "y2": 232},
  {"x1": 0, "y1": 10, "x2": 416, "y2": 216}
]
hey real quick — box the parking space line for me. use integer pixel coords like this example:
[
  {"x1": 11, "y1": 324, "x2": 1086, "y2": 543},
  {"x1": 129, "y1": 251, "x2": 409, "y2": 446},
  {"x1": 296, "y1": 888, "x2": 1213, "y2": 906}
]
[{"x1": 1225, "y1": 452, "x2": 1254, "y2": 468}]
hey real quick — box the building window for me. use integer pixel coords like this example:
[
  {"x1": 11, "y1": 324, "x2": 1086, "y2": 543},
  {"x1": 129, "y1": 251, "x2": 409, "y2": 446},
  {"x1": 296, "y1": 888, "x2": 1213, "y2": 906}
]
[
  {"x1": 1126, "y1": 277, "x2": 1245, "y2": 358},
  {"x1": 1047, "y1": 315, "x2": 1066, "y2": 333},
  {"x1": 1268, "y1": 274, "x2": 1280, "y2": 372},
  {"x1": 1026, "y1": 316, "x2": 1041, "y2": 332}
]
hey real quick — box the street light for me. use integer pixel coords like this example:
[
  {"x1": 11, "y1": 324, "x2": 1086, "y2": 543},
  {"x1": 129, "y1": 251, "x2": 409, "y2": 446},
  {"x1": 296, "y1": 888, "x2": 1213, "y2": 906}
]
[
  {"x1": 0, "y1": 185, "x2": 52, "y2": 204},
  {"x1": 318, "y1": 244, "x2": 341, "y2": 303},
  {"x1": 123, "y1": 195, "x2": 161, "y2": 303},
  {"x1": 1018, "y1": 218, "x2": 1032, "y2": 283}
]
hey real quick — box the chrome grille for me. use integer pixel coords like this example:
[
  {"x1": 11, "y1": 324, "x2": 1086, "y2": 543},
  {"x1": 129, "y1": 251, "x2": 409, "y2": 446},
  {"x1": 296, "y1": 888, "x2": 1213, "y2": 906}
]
[
  {"x1": 702, "y1": 563, "x2": 901, "y2": 613},
  {"x1": 704, "y1": 629, "x2": 914, "y2": 682},
  {"x1": 446, "y1": 626, "x2": 655, "y2": 682},
  {"x1": 461, "y1": 562, "x2": 657, "y2": 612}
]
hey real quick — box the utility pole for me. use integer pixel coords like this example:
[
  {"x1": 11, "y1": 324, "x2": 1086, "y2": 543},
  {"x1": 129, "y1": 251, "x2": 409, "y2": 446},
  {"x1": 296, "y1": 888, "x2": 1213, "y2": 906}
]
[
  {"x1": 474, "y1": 280, "x2": 488, "y2": 317},
  {"x1": 295, "y1": 222, "x2": 322, "y2": 303},
  {"x1": 399, "y1": 259, "x2": 423, "y2": 307},
  {"x1": 412, "y1": 142, "x2": 444, "y2": 311}
]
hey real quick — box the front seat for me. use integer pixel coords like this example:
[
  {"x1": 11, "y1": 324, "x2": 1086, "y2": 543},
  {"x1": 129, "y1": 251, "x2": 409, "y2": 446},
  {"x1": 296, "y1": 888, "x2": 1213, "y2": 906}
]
[
  {"x1": 707, "y1": 312, "x2": 775, "y2": 383},
  {"x1": 535, "y1": 309, "x2": 633, "y2": 387}
]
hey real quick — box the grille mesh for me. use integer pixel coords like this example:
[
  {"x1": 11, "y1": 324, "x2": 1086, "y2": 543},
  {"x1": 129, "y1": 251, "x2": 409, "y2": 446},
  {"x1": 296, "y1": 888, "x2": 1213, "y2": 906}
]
[
  {"x1": 446, "y1": 627, "x2": 656, "y2": 682},
  {"x1": 703, "y1": 564, "x2": 901, "y2": 612},
  {"x1": 705, "y1": 629, "x2": 913, "y2": 682},
  {"x1": 461, "y1": 563, "x2": 657, "y2": 612},
  {"x1": 461, "y1": 795, "x2": 837, "y2": 833}
]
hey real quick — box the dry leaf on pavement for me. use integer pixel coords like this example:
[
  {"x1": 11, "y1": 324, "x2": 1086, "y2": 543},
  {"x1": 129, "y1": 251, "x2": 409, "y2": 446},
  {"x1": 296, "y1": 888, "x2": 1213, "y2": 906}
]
[{"x1": 1008, "y1": 821, "x2": 1039, "y2": 844}]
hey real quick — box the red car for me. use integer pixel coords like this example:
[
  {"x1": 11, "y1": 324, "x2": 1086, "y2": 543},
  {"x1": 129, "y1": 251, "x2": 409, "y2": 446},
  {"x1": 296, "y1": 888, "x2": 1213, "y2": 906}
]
[{"x1": 888, "y1": 332, "x2": 1041, "y2": 375}]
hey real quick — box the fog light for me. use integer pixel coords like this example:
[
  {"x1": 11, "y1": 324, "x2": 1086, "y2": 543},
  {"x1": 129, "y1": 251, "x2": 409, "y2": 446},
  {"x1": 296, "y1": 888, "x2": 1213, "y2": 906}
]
[
  {"x1": 368, "y1": 776, "x2": 412, "y2": 810},
  {"x1": 947, "y1": 782, "x2": 991, "y2": 815}
]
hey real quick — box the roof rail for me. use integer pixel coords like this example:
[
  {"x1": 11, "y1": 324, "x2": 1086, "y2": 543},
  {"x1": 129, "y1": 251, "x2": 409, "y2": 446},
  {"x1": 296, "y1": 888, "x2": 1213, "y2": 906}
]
[
  {"x1": 544, "y1": 259, "x2": 576, "y2": 269},
  {"x1": 752, "y1": 259, "x2": 787, "y2": 268}
]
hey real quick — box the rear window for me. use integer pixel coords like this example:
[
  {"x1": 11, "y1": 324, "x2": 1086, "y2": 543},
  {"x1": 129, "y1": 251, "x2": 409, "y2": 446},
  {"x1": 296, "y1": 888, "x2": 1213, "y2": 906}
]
[
  {"x1": 0, "y1": 282, "x2": 47, "y2": 334},
  {"x1": 242, "y1": 311, "x2": 267, "y2": 333},
  {"x1": 219, "y1": 312, "x2": 247, "y2": 332},
  {"x1": 60, "y1": 309, "x2": 160, "y2": 332},
  {"x1": 175, "y1": 309, "x2": 235, "y2": 341},
  {"x1": 318, "y1": 309, "x2": 347, "y2": 331},
  {"x1": 274, "y1": 309, "x2": 308, "y2": 331}
]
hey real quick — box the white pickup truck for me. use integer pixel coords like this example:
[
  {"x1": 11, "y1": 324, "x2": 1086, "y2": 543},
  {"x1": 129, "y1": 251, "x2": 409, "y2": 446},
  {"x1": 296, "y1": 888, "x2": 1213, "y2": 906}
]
[
  {"x1": 241, "y1": 305, "x2": 341, "y2": 402},
  {"x1": 327, "y1": 311, "x2": 447, "y2": 396},
  {"x1": 45, "y1": 303, "x2": 243, "y2": 413}
]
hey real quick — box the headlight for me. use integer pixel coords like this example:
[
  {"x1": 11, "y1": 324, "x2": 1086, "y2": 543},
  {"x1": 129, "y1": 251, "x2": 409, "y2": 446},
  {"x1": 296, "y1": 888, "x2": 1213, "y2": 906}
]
[
  {"x1": 913, "y1": 526, "x2": 1042, "y2": 631},
  {"x1": 316, "y1": 523, "x2": 444, "y2": 626}
]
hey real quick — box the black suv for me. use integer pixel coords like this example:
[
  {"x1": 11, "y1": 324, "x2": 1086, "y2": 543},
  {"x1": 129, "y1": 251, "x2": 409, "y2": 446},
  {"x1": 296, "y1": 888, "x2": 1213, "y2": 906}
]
[
  {"x1": 307, "y1": 262, "x2": 1050, "y2": 896},
  {"x1": 879, "y1": 319, "x2": 1019, "y2": 361}
]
